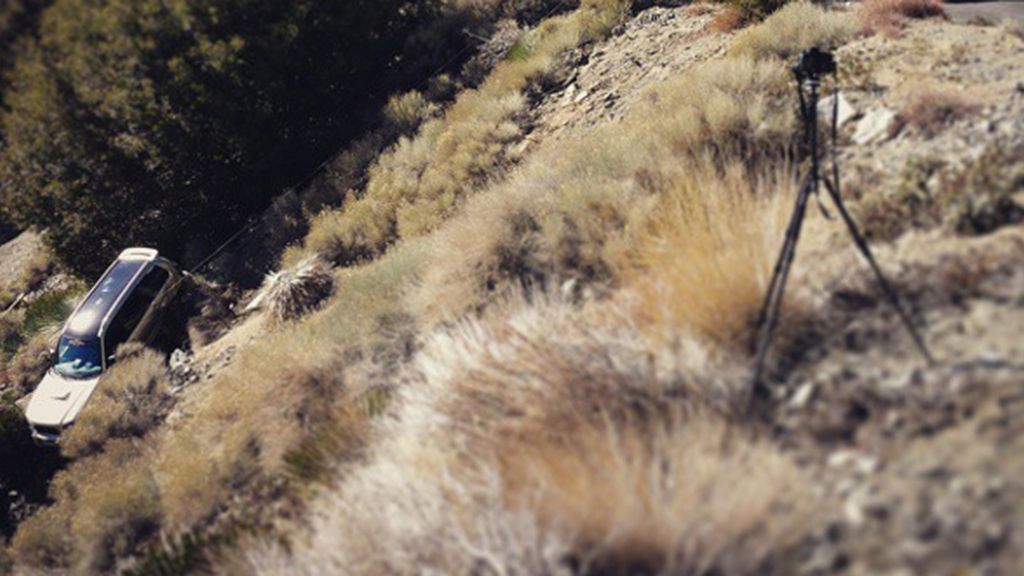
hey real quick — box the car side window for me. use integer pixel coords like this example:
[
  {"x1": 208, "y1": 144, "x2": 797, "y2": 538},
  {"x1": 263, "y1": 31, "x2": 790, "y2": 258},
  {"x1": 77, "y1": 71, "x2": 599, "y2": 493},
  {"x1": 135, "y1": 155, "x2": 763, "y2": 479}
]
[{"x1": 103, "y1": 266, "x2": 170, "y2": 358}]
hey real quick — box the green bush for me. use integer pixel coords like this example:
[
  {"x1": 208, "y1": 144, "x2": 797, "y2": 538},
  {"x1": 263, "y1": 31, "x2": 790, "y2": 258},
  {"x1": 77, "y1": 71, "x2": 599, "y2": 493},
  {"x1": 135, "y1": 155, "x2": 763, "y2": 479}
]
[{"x1": 0, "y1": 0, "x2": 437, "y2": 277}]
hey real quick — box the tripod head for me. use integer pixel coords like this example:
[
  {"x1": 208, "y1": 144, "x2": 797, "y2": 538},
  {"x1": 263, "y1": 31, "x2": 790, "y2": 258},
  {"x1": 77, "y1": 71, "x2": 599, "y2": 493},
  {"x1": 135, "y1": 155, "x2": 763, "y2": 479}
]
[{"x1": 791, "y1": 46, "x2": 836, "y2": 85}]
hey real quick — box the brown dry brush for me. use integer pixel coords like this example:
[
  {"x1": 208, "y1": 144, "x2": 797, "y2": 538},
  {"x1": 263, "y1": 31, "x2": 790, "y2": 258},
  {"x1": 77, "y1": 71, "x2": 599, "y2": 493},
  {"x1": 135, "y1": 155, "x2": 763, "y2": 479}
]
[
  {"x1": 856, "y1": 0, "x2": 947, "y2": 36},
  {"x1": 250, "y1": 256, "x2": 336, "y2": 324},
  {"x1": 230, "y1": 298, "x2": 821, "y2": 575}
]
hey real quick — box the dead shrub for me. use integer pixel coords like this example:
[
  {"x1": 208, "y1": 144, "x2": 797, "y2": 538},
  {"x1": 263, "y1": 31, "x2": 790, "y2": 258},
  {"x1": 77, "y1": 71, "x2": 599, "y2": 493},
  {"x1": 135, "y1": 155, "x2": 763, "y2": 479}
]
[
  {"x1": 856, "y1": 0, "x2": 947, "y2": 36},
  {"x1": 892, "y1": 85, "x2": 981, "y2": 136},
  {"x1": 61, "y1": 348, "x2": 172, "y2": 459},
  {"x1": 249, "y1": 256, "x2": 335, "y2": 323},
  {"x1": 383, "y1": 90, "x2": 434, "y2": 132},
  {"x1": 711, "y1": 6, "x2": 748, "y2": 32},
  {"x1": 626, "y1": 163, "x2": 798, "y2": 350},
  {"x1": 498, "y1": 416, "x2": 816, "y2": 575},
  {"x1": 730, "y1": 1, "x2": 853, "y2": 60}
]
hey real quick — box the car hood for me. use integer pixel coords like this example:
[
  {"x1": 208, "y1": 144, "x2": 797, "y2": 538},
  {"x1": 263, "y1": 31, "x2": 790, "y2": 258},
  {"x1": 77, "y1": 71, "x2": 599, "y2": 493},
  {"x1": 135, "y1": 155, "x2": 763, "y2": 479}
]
[{"x1": 25, "y1": 370, "x2": 101, "y2": 427}]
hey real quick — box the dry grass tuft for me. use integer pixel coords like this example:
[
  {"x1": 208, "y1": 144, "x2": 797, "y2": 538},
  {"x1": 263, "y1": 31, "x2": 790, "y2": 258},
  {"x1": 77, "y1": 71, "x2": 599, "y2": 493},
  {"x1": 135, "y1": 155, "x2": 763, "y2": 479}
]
[
  {"x1": 730, "y1": 1, "x2": 854, "y2": 60},
  {"x1": 411, "y1": 55, "x2": 795, "y2": 326},
  {"x1": 626, "y1": 163, "x2": 797, "y2": 350},
  {"x1": 892, "y1": 84, "x2": 981, "y2": 136},
  {"x1": 233, "y1": 299, "x2": 816, "y2": 575},
  {"x1": 856, "y1": 0, "x2": 947, "y2": 36},
  {"x1": 61, "y1": 347, "x2": 171, "y2": 459},
  {"x1": 249, "y1": 256, "x2": 335, "y2": 323}
]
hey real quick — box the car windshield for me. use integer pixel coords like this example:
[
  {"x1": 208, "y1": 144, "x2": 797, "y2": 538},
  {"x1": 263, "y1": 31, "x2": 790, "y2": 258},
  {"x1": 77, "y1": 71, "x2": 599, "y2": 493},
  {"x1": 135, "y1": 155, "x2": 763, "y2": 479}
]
[{"x1": 54, "y1": 335, "x2": 103, "y2": 379}]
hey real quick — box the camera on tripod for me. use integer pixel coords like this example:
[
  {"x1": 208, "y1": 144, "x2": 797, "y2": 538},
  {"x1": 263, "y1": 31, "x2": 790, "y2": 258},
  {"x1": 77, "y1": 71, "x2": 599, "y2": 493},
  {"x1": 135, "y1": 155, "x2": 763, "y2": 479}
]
[
  {"x1": 750, "y1": 44, "x2": 934, "y2": 403},
  {"x1": 791, "y1": 46, "x2": 836, "y2": 81}
]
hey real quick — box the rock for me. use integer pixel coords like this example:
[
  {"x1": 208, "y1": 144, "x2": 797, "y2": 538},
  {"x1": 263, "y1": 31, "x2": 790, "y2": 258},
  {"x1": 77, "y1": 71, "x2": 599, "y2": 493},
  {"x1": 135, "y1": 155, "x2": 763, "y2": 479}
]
[
  {"x1": 790, "y1": 382, "x2": 816, "y2": 409},
  {"x1": 844, "y1": 487, "x2": 889, "y2": 527},
  {"x1": 853, "y1": 107, "x2": 897, "y2": 145},
  {"x1": 818, "y1": 92, "x2": 858, "y2": 128},
  {"x1": 828, "y1": 449, "x2": 880, "y2": 475}
]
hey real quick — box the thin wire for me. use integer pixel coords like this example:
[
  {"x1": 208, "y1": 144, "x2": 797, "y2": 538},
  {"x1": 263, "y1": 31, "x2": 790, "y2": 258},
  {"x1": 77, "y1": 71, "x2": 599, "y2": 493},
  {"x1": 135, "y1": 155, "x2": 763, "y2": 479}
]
[{"x1": 189, "y1": 0, "x2": 572, "y2": 276}]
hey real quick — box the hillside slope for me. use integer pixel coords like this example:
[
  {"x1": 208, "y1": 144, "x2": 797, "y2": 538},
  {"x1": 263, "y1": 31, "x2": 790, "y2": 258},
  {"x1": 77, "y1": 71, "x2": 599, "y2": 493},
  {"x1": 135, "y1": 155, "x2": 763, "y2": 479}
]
[{"x1": 2, "y1": 1, "x2": 1022, "y2": 574}]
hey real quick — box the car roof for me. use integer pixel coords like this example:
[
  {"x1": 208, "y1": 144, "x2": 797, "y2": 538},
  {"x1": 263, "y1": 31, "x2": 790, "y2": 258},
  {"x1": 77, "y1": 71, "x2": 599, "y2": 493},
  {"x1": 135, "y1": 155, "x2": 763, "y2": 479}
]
[{"x1": 63, "y1": 248, "x2": 166, "y2": 339}]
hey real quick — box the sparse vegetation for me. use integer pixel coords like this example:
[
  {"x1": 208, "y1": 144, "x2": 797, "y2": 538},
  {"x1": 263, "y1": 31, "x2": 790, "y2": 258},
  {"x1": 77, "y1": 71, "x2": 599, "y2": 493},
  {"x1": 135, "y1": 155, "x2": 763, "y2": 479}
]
[
  {"x1": 294, "y1": 1, "x2": 633, "y2": 266},
  {"x1": 856, "y1": 0, "x2": 947, "y2": 36},
  {"x1": 412, "y1": 53, "x2": 796, "y2": 325},
  {"x1": 892, "y1": 84, "x2": 981, "y2": 136}
]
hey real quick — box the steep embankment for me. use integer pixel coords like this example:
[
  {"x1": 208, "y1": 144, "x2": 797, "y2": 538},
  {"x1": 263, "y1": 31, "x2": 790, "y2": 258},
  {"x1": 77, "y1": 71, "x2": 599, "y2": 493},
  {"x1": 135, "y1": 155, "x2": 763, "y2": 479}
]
[
  {"x1": 2, "y1": 1, "x2": 1022, "y2": 574},
  {"x1": 219, "y1": 4, "x2": 1023, "y2": 576}
]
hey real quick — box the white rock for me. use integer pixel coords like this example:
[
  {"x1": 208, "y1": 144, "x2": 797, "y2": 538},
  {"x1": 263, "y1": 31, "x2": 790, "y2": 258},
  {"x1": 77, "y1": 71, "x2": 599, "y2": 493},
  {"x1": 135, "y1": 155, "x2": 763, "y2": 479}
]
[
  {"x1": 818, "y1": 92, "x2": 858, "y2": 128},
  {"x1": 853, "y1": 107, "x2": 897, "y2": 145},
  {"x1": 789, "y1": 382, "x2": 816, "y2": 409}
]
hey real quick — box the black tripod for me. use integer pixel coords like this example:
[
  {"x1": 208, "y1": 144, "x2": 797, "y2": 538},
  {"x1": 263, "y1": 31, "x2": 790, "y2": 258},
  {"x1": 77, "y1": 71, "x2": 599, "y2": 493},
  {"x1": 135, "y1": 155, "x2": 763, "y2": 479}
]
[{"x1": 750, "y1": 48, "x2": 934, "y2": 396}]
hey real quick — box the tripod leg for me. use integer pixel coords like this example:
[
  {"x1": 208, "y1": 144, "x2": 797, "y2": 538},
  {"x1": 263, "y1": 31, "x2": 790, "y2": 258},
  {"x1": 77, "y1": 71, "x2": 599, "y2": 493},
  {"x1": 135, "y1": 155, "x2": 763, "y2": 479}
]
[
  {"x1": 821, "y1": 178, "x2": 935, "y2": 365},
  {"x1": 751, "y1": 172, "x2": 816, "y2": 394}
]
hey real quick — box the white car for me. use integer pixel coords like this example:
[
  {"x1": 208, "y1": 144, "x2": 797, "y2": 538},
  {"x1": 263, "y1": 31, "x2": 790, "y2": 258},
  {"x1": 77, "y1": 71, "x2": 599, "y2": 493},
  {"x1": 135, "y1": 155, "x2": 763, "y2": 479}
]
[{"x1": 25, "y1": 248, "x2": 182, "y2": 444}]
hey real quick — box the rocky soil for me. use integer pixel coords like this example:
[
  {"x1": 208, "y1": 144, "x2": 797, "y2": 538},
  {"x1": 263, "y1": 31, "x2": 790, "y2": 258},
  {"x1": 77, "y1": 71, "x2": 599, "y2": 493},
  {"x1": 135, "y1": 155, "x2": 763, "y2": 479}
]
[{"x1": 762, "y1": 17, "x2": 1024, "y2": 575}]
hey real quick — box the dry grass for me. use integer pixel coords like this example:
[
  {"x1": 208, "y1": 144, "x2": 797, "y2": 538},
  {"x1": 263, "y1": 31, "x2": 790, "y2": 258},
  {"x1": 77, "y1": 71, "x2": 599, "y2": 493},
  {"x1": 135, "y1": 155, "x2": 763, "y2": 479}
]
[
  {"x1": 154, "y1": 242, "x2": 424, "y2": 532},
  {"x1": 11, "y1": 440, "x2": 160, "y2": 575},
  {"x1": 626, "y1": 163, "x2": 797, "y2": 350},
  {"x1": 249, "y1": 256, "x2": 335, "y2": 323},
  {"x1": 294, "y1": 2, "x2": 631, "y2": 266},
  {"x1": 856, "y1": 0, "x2": 947, "y2": 36},
  {"x1": 61, "y1": 347, "x2": 171, "y2": 459},
  {"x1": 411, "y1": 55, "x2": 795, "y2": 325},
  {"x1": 232, "y1": 299, "x2": 816, "y2": 575},
  {"x1": 730, "y1": 1, "x2": 854, "y2": 61},
  {"x1": 4, "y1": 330, "x2": 56, "y2": 397},
  {"x1": 892, "y1": 84, "x2": 981, "y2": 136}
]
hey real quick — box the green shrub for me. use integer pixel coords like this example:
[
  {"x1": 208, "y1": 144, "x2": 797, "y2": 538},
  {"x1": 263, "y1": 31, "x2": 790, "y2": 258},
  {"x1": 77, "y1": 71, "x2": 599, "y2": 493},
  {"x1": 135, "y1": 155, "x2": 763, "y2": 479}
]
[
  {"x1": 0, "y1": 0, "x2": 437, "y2": 277},
  {"x1": 296, "y1": 1, "x2": 633, "y2": 266}
]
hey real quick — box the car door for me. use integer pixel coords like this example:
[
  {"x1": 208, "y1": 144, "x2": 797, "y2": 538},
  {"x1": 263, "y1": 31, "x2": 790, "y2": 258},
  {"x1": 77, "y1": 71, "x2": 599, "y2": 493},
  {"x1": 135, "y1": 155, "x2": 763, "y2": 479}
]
[{"x1": 102, "y1": 264, "x2": 170, "y2": 363}]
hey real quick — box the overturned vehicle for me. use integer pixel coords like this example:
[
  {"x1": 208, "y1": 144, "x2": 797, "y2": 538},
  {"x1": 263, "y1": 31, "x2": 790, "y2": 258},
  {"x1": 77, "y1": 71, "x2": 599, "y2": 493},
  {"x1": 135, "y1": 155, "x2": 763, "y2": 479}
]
[{"x1": 25, "y1": 248, "x2": 182, "y2": 444}]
